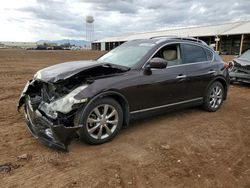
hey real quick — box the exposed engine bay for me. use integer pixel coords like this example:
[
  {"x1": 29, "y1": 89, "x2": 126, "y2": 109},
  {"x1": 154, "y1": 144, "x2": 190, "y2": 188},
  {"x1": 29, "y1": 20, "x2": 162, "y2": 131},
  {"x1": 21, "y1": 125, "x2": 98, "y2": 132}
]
[{"x1": 229, "y1": 58, "x2": 250, "y2": 83}]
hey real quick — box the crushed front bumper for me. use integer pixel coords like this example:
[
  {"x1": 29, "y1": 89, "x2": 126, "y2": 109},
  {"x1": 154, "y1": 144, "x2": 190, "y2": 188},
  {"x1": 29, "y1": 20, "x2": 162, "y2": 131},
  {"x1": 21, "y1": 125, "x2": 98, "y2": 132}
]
[
  {"x1": 18, "y1": 80, "x2": 81, "y2": 152},
  {"x1": 229, "y1": 72, "x2": 250, "y2": 83},
  {"x1": 24, "y1": 99, "x2": 80, "y2": 151}
]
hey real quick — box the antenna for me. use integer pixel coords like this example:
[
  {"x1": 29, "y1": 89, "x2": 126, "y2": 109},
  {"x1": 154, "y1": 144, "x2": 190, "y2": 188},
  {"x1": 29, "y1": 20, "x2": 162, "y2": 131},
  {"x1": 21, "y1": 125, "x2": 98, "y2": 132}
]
[{"x1": 85, "y1": 16, "x2": 94, "y2": 48}]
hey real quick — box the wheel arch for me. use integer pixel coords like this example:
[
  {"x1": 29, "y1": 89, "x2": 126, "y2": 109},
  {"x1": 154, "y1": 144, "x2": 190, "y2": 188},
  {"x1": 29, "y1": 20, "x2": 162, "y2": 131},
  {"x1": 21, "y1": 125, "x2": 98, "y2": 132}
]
[
  {"x1": 206, "y1": 76, "x2": 229, "y2": 100},
  {"x1": 86, "y1": 91, "x2": 130, "y2": 127}
]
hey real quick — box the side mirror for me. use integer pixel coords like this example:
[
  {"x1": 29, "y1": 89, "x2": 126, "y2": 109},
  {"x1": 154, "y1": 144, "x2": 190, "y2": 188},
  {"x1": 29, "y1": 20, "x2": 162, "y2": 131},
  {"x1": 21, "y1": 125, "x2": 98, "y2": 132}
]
[{"x1": 147, "y1": 57, "x2": 167, "y2": 69}]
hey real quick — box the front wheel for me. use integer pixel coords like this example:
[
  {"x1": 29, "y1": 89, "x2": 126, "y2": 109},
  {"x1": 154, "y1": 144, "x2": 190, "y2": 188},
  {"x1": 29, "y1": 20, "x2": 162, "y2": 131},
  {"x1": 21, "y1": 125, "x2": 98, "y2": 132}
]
[
  {"x1": 75, "y1": 97, "x2": 123, "y2": 145},
  {"x1": 203, "y1": 81, "x2": 224, "y2": 112}
]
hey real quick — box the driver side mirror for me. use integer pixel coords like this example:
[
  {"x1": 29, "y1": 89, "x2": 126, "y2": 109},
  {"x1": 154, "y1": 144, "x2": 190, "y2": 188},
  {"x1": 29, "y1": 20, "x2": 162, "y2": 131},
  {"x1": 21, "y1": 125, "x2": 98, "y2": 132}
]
[{"x1": 147, "y1": 57, "x2": 168, "y2": 69}]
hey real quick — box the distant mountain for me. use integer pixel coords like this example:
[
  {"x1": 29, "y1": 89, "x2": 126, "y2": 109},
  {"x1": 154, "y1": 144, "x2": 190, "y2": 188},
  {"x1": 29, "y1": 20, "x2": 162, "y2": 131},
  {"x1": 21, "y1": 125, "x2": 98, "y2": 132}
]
[{"x1": 37, "y1": 39, "x2": 89, "y2": 47}]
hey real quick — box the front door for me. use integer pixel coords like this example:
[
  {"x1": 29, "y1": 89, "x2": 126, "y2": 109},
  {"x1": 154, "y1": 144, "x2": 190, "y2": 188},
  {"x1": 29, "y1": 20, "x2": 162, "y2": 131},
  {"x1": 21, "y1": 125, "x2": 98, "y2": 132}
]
[{"x1": 133, "y1": 43, "x2": 192, "y2": 111}]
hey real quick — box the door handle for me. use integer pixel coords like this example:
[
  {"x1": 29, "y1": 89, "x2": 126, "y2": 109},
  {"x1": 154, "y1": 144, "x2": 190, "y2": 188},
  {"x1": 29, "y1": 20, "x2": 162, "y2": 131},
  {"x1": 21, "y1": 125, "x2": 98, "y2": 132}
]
[
  {"x1": 176, "y1": 75, "x2": 187, "y2": 79},
  {"x1": 208, "y1": 70, "x2": 216, "y2": 74}
]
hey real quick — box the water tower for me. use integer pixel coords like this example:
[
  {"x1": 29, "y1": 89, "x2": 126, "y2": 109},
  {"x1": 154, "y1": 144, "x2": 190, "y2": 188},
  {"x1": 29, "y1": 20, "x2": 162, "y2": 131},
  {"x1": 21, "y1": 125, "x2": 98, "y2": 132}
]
[{"x1": 86, "y1": 16, "x2": 94, "y2": 44}]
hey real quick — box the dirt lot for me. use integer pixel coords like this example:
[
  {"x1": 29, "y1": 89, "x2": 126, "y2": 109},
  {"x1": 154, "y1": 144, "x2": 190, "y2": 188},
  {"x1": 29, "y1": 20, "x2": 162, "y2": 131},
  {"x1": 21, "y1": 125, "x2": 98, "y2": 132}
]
[{"x1": 0, "y1": 49, "x2": 249, "y2": 188}]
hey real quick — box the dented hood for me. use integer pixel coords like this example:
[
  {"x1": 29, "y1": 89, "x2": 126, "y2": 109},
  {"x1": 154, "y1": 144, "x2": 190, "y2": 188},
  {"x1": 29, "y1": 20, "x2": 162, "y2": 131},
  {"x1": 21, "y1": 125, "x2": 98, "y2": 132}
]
[
  {"x1": 35, "y1": 60, "x2": 103, "y2": 83},
  {"x1": 234, "y1": 58, "x2": 250, "y2": 66}
]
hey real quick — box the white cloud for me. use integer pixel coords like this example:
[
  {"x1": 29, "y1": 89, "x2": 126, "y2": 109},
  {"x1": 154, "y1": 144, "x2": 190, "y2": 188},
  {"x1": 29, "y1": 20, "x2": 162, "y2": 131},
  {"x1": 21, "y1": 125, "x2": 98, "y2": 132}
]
[{"x1": 0, "y1": 0, "x2": 249, "y2": 41}]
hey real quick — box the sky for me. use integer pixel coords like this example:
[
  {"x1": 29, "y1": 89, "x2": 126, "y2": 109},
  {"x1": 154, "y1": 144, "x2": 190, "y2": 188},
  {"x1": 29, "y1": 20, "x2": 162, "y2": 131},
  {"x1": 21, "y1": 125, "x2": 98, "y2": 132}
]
[{"x1": 0, "y1": 0, "x2": 250, "y2": 42}]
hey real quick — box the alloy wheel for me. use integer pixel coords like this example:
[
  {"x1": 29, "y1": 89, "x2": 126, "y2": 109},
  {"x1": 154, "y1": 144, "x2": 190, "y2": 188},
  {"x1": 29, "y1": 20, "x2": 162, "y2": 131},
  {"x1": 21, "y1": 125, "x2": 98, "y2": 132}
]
[
  {"x1": 209, "y1": 85, "x2": 223, "y2": 109},
  {"x1": 86, "y1": 104, "x2": 119, "y2": 140}
]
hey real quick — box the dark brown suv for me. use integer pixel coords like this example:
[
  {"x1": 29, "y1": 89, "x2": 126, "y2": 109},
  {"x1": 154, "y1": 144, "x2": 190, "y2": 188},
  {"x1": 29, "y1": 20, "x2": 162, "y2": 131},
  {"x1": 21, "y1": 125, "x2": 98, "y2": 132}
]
[{"x1": 18, "y1": 37, "x2": 230, "y2": 151}]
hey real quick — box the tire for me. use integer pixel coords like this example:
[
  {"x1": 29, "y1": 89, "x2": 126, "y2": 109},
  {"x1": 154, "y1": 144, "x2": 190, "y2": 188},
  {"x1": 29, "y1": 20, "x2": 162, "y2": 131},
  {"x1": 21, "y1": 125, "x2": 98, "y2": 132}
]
[
  {"x1": 203, "y1": 81, "x2": 224, "y2": 112},
  {"x1": 75, "y1": 97, "x2": 123, "y2": 145}
]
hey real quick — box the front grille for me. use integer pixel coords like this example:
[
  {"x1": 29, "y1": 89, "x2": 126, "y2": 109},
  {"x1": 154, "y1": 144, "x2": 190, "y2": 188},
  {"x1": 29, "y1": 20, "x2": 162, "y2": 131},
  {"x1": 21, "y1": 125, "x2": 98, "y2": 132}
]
[{"x1": 234, "y1": 62, "x2": 250, "y2": 74}]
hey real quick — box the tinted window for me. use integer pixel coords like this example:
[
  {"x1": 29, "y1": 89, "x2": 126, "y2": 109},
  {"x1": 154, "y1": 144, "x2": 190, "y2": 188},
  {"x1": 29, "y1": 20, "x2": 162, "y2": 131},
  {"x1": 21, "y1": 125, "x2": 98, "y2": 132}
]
[
  {"x1": 204, "y1": 48, "x2": 213, "y2": 61},
  {"x1": 183, "y1": 44, "x2": 207, "y2": 64}
]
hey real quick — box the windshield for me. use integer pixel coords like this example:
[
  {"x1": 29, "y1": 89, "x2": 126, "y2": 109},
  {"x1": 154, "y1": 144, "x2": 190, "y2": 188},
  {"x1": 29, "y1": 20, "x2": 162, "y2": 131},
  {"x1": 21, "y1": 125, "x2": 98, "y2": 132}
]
[
  {"x1": 239, "y1": 49, "x2": 250, "y2": 60},
  {"x1": 97, "y1": 40, "x2": 156, "y2": 67}
]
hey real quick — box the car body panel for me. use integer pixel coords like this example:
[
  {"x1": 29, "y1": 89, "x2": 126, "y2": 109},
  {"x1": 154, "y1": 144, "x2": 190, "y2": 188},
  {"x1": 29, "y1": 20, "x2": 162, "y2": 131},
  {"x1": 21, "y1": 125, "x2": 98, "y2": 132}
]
[
  {"x1": 135, "y1": 66, "x2": 192, "y2": 109},
  {"x1": 234, "y1": 58, "x2": 250, "y2": 66},
  {"x1": 35, "y1": 60, "x2": 100, "y2": 83}
]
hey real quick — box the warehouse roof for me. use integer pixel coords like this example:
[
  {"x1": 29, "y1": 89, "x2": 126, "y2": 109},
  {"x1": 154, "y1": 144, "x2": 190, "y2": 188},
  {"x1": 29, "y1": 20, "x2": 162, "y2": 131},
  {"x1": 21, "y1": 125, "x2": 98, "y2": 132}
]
[{"x1": 93, "y1": 20, "x2": 250, "y2": 43}]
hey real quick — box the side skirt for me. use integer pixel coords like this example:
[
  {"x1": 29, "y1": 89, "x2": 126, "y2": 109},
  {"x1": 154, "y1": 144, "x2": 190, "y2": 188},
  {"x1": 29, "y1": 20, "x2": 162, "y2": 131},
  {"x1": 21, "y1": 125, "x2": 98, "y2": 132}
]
[{"x1": 130, "y1": 97, "x2": 203, "y2": 115}]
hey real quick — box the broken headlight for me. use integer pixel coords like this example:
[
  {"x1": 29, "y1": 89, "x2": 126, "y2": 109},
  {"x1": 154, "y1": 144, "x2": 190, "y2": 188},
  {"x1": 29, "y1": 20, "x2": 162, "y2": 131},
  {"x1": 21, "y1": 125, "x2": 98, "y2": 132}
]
[{"x1": 39, "y1": 85, "x2": 88, "y2": 116}]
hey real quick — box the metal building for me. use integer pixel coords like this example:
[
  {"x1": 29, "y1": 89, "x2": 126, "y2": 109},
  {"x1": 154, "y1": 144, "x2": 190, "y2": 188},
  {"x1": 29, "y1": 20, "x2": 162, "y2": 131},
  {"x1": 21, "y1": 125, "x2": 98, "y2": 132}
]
[{"x1": 92, "y1": 21, "x2": 250, "y2": 55}]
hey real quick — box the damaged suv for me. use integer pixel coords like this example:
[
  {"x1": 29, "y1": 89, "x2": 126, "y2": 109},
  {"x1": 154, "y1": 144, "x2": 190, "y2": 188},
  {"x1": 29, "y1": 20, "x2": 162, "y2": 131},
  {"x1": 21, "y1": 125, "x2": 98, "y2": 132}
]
[
  {"x1": 18, "y1": 37, "x2": 230, "y2": 151},
  {"x1": 228, "y1": 49, "x2": 250, "y2": 83}
]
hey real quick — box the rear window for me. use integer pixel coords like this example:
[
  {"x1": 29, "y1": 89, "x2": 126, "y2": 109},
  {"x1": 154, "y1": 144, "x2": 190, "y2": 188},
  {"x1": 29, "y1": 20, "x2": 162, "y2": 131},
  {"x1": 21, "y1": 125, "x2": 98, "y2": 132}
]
[
  {"x1": 204, "y1": 48, "x2": 213, "y2": 61},
  {"x1": 182, "y1": 44, "x2": 207, "y2": 64}
]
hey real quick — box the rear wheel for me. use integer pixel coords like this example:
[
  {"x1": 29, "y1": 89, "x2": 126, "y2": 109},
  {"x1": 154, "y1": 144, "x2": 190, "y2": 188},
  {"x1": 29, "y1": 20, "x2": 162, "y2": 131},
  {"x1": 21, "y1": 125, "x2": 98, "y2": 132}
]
[
  {"x1": 203, "y1": 81, "x2": 224, "y2": 112},
  {"x1": 75, "y1": 98, "x2": 123, "y2": 144}
]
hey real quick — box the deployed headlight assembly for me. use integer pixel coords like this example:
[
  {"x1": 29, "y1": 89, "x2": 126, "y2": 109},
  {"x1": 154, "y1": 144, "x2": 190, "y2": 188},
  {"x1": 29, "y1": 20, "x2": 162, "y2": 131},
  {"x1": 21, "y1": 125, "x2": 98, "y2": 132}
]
[{"x1": 39, "y1": 85, "x2": 88, "y2": 115}]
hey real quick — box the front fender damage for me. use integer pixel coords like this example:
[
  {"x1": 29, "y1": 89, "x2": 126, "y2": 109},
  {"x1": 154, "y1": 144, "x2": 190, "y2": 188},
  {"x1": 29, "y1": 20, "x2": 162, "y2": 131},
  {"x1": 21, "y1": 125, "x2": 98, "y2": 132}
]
[{"x1": 17, "y1": 62, "x2": 128, "y2": 151}]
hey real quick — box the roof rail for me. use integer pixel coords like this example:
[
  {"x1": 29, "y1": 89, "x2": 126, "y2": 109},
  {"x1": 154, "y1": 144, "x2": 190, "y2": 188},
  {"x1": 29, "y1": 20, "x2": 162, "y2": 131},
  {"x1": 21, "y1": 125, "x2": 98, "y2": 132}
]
[
  {"x1": 177, "y1": 37, "x2": 208, "y2": 45},
  {"x1": 150, "y1": 36, "x2": 208, "y2": 46},
  {"x1": 149, "y1": 35, "x2": 179, "y2": 39}
]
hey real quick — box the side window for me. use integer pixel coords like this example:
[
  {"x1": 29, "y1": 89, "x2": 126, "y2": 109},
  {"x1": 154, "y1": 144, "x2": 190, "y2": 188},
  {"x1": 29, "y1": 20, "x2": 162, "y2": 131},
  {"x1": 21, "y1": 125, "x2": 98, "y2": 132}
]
[
  {"x1": 204, "y1": 48, "x2": 213, "y2": 61},
  {"x1": 182, "y1": 44, "x2": 207, "y2": 64},
  {"x1": 152, "y1": 44, "x2": 182, "y2": 67}
]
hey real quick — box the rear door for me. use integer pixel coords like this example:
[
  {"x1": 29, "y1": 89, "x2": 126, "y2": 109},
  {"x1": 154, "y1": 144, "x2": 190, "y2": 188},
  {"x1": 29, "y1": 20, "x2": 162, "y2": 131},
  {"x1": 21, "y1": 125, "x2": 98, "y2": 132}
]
[{"x1": 180, "y1": 43, "x2": 216, "y2": 99}]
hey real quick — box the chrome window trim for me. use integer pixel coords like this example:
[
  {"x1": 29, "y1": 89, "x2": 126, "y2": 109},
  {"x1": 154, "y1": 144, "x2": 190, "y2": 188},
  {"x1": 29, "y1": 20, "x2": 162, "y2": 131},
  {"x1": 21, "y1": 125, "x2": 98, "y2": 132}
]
[
  {"x1": 142, "y1": 41, "x2": 215, "y2": 69},
  {"x1": 130, "y1": 97, "x2": 203, "y2": 114},
  {"x1": 165, "y1": 60, "x2": 211, "y2": 69}
]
